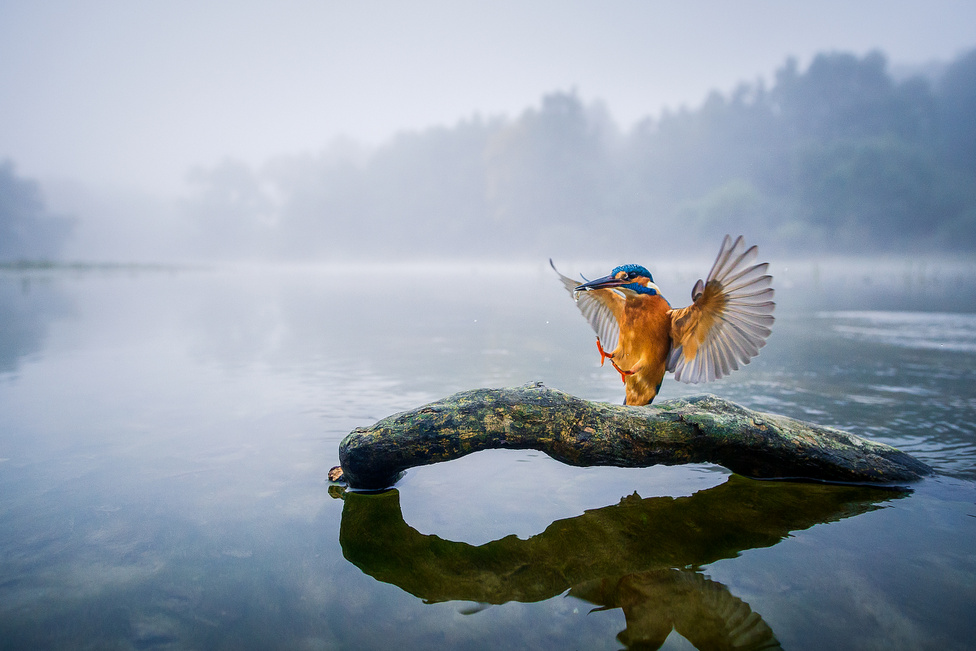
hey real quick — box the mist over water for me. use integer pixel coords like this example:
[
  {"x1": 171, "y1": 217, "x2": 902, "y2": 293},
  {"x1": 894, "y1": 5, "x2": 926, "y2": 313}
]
[{"x1": 0, "y1": 261, "x2": 974, "y2": 649}]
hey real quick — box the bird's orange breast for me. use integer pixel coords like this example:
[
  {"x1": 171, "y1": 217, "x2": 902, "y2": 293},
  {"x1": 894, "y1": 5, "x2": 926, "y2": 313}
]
[{"x1": 613, "y1": 294, "x2": 673, "y2": 405}]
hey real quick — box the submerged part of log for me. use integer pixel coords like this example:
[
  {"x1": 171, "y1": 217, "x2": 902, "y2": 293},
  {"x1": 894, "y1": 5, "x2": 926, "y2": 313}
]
[{"x1": 337, "y1": 382, "x2": 931, "y2": 489}]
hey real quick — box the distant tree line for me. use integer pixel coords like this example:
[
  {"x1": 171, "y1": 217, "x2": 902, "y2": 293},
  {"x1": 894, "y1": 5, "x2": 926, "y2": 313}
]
[
  {"x1": 184, "y1": 47, "x2": 976, "y2": 260},
  {"x1": 4, "y1": 47, "x2": 974, "y2": 262},
  {"x1": 0, "y1": 161, "x2": 73, "y2": 261}
]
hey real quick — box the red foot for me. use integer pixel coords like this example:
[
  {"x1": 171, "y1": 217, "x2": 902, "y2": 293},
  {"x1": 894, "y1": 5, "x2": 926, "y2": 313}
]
[
  {"x1": 595, "y1": 338, "x2": 635, "y2": 383},
  {"x1": 611, "y1": 360, "x2": 636, "y2": 383}
]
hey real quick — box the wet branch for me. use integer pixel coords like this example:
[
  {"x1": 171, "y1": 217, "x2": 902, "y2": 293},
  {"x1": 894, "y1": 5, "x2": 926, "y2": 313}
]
[{"x1": 336, "y1": 382, "x2": 931, "y2": 489}]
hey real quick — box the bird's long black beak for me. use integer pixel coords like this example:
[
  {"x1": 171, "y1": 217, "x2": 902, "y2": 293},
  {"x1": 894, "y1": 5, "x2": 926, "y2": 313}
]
[{"x1": 575, "y1": 274, "x2": 626, "y2": 292}]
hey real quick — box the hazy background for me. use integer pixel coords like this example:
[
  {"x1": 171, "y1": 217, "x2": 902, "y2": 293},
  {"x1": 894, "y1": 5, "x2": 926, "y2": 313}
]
[{"x1": 2, "y1": 1, "x2": 975, "y2": 262}]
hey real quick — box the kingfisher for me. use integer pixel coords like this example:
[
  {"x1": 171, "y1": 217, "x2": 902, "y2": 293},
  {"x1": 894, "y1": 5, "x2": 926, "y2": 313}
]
[{"x1": 551, "y1": 235, "x2": 774, "y2": 406}]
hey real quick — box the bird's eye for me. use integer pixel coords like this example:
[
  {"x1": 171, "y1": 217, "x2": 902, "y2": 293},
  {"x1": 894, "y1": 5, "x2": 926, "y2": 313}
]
[{"x1": 627, "y1": 272, "x2": 637, "y2": 280}]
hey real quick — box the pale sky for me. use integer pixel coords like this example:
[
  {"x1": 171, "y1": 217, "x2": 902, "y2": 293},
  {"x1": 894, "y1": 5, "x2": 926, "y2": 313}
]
[{"x1": 2, "y1": 0, "x2": 975, "y2": 194}]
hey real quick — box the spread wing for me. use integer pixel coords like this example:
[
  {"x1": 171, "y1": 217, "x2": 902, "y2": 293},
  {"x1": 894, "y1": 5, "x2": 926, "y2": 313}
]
[
  {"x1": 550, "y1": 259, "x2": 622, "y2": 352},
  {"x1": 667, "y1": 236, "x2": 775, "y2": 383}
]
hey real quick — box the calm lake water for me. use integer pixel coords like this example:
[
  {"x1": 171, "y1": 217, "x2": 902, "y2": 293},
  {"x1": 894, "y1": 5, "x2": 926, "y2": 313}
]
[{"x1": 1, "y1": 258, "x2": 974, "y2": 650}]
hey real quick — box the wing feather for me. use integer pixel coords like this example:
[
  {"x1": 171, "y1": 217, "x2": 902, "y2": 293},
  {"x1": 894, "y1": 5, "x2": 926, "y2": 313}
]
[
  {"x1": 667, "y1": 236, "x2": 775, "y2": 384},
  {"x1": 550, "y1": 259, "x2": 622, "y2": 352},
  {"x1": 729, "y1": 286, "x2": 775, "y2": 301}
]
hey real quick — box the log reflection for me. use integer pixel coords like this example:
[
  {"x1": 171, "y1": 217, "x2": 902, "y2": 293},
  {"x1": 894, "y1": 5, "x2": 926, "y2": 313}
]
[{"x1": 336, "y1": 475, "x2": 905, "y2": 649}]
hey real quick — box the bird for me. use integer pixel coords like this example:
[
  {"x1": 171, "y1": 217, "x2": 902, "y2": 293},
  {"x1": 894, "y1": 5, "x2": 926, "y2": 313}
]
[{"x1": 551, "y1": 235, "x2": 775, "y2": 406}]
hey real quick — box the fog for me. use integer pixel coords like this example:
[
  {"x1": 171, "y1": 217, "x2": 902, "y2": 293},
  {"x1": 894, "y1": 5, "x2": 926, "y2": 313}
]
[{"x1": 2, "y1": 2, "x2": 976, "y2": 263}]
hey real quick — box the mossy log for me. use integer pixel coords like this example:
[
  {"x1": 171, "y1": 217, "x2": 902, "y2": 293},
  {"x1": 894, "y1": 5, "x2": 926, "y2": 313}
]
[{"x1": 336, "y1": 382, "x2": 931, "y2": 489}]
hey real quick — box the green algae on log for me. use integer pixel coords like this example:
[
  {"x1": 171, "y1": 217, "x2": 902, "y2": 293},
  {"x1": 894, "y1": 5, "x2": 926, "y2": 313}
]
[{"x1": 336, "y1": 382, "x2": 931, "y2": 489}]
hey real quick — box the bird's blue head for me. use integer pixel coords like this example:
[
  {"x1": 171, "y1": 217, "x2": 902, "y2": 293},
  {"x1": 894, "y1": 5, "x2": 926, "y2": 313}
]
[
  {"x1": 612, "y1": 264, "x2": 654, "y2": 285},
  {"x1": 576, "y1": 263, "x2": 662, "y2": 296}
]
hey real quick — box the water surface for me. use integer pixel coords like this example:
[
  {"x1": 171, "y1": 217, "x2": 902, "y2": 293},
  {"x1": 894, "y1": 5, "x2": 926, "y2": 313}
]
[{"x1": 0, "y1": 260, "x2": 974, "y2": 649}]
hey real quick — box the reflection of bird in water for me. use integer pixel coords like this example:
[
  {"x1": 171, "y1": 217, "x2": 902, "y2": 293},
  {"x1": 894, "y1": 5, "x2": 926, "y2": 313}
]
[
  {"x1": 571, "y1": 569, "x2": 782, "y2": 651},
  {"x1": 552, "y1": 236, "x2": 775, "y2": 405},
  {"x1": 337, "y1": 476, "x2": 902, "y2": 649}
]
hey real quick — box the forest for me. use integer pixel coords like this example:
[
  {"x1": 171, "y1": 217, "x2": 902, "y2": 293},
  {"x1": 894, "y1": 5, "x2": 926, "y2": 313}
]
[
  {"x1": 0, "y1": 161, "x2": 73, "y2": 261},
  {"x1": 3, "y1": 47, "x2": 976, "y2": 261}
]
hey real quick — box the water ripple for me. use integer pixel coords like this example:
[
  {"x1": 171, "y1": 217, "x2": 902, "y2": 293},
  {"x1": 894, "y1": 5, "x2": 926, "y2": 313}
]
[{"x1": 820, "y1": 311, "x2": 976, "y2": 353}]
